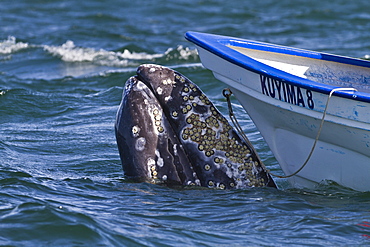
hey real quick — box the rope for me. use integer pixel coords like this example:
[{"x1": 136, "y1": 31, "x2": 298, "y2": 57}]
[
  {"x1": 223, "y1": 87, "x2": 357, "y2": 179},
  {"x1": 223, "y1": 89, "x2": 256, "y2": 150},
  {"x1": 222, "y1": 88, "x2": 269, "y2": 172}
]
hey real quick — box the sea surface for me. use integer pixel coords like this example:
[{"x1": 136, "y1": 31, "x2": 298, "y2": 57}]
[{"x1": 1, "y1": 0, "x2": 370, "y2": 246}]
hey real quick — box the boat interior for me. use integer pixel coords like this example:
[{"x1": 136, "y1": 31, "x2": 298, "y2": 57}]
[{"x1": 228, "y1": 45, "x2": 370, "y2": 93}]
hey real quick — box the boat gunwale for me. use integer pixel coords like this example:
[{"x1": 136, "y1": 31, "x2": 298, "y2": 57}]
[{"x1": 185, "y1": 31, "x2": 370, "y2": 103}]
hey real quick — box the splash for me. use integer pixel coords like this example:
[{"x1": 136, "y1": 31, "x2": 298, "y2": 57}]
[
  {"x1": 43, "y1": 40, "x2": 198, "y2": 67},
  {"x1": 0, "y1": 36, "x2": 199, "y2": 68},
  {"x1": 163, "y1": 45, "x2": 199, "y2": 61},
  {"x1": 0, "y1": 36, "x2": 29, "y2": 54},
  {"x1": 43, "y1": 40, "x2": 133, "y2": 66}
]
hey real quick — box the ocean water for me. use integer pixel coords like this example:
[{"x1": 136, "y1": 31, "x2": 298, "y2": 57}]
[{"x1": 1, "y1": 0, "x2": 370, "y2": 246}]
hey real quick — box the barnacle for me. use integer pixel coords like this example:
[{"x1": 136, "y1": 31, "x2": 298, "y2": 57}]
[{"x1": 204, "y1": 164, "x2": 211, "y2": 171}]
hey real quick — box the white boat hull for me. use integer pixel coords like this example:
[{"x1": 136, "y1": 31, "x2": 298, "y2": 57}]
[{"x1": 195, "y1": 45, "x2": 370, "y2": 191}]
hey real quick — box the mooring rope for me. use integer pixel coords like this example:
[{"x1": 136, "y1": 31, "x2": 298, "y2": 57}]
[
  {"x1": 222, "y1": 88, "x2": 269, "y2": 173},
  {"x1": 223, "y1": 87, "x2": 357, "y2": 179}
]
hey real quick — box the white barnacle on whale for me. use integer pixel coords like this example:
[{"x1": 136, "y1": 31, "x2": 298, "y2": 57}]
[
  {"x1": 131, "y1": 125, "x2": 140, "y2": 137},
  {"x1": 147, "y1": 158, "x2": 156, "y2": 178},
  {"x1": 135, "y1": 137, "x2": 146, "y2": 151},
  {"x1": 162, "y1": 78, "x2": 174, "y2": 85},
  {"x1": 147, "y1": 158, "x2": 155, "y2": 166},
  {"x1": 149, "y1": 106, "x2": 165, "y2": 134},
  {"x1": 135, "y1": 81, "x2": 146, "y2": 90},
  {"x1": 155, "y1": 150, "x2": 164, "y2": 167},
  {"x1": 157, "y1": 87, "x2": 163, "y2": 95}
]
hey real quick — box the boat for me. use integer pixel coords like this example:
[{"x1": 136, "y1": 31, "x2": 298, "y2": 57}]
[{"x1": 185, "y1": 31, "x2": 370, "y2": 191}]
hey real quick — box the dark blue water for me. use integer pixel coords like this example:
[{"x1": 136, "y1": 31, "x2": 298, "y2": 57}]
[{"x1": 1, "y1": 0, "x2": 370, "y2": 246}]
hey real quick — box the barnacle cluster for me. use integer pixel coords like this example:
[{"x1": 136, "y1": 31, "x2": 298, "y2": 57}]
[
  {"x1": 147, "y1": 158, "x2": 157, "y2": 179},
  {"x1": 178, "y1": 78, "x2": 267, "y2": 188},
  {"x1": 152, "y1": 107, "x2": 164, "y2": 133}
]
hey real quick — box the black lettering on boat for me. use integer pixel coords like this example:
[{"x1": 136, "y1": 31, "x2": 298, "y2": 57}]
[
  {"x1": 274, "y1": 79, "x2": 283, "y2": 100},
  {"x1": 296, "y1": 87, "x2": 305, "y2": 107},
  {"x1": 306, "y1": 90, "x2": 314, "y2": 109},
  {"x1": 260, "y1": 74, "x2": 314, "y2": 110},
  {"x1": 285, "y1": 84, "x2": 296, "y2": 105},
  {"x1": 260, "y1": 74, "x2": 269, "y2": 96},
  {"x1": 268, "y1": 79, "x2": 275, "y2": 98}
]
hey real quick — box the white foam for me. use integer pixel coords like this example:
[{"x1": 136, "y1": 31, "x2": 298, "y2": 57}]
[
  {"x1": 0, "y1": 36, "x2": 29, "y2": 54},
  {"x1": 163, "y1": 45, "x2": 199, "y2": 60},
  {"x1": 44, "y1": 40, "x2": 124, "y2": 64},
  {"x1": 43, "y1": 41, "x2": 199, "y2": 67},
  {"x1": 43, "y1": 40, "x2": 165, "y2": 67},
  {"x1": 176, "y1": 45, "x2": 198, "y2": 60},
  {"x1": 0, "y1": 35, "x2": 199, "y2": 65}
]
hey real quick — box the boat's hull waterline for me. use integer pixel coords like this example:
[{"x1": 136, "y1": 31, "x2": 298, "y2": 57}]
[{"x1": 185, "y1": 31, "x2": 370, "y2": 191}]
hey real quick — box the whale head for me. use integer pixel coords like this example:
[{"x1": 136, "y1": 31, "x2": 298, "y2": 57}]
[{"x1": 115, "y1": 64, "x2": 276, "y2": 189}]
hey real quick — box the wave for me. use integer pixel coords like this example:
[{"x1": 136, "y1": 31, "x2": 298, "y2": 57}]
[
  {"x1": 1, "y1": 36, "x2": 199, "y2": 69},
  {"x1": 0, "y1": 36, "x2": 29, "y2": 54},
  {"x1": 43, "y1": 40, "x2": 199, "y2": 67},
  {"x1": 43, "y1": 40, "x2": 163, "y2": 66}
]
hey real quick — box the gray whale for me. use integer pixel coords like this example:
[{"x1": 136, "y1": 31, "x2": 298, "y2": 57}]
[{"x1": 115, "y1": 64, "x2": 276, "y2": 189}]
